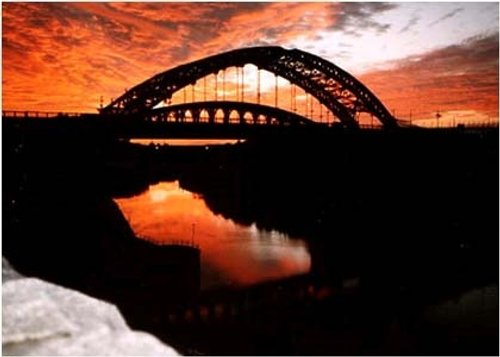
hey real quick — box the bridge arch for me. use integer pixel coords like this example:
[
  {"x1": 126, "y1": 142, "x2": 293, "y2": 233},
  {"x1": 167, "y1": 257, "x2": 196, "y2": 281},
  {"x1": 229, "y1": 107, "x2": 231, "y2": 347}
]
[
  {"x1": 199, "y1": 109, "x2": 209, "y2": 123},
  {"x1": 215, "y1": 109, "x2": 224, "y2": 124},
  {"x1": 141, "y1": 101, "x2": 319, "y2": 127},
  {"x1": 185, "y1": 109, "x2": 193, "y2": 123},
  {"x1": 102, "y1": 46, "x2": 398, "y2": 128},
  {"x1": 229, "y1": 110, "x2": 239, "y2": 124},
  {"x1": 243, "y1": 112, "x2": 253, "y2": 125}
]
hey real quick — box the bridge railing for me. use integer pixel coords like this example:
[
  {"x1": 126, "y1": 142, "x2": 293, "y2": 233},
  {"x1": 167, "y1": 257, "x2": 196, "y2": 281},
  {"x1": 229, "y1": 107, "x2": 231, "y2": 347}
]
[
  {"x1": 455, "y1": 121, "x2": 499, "y2": 129},
  {"x1": 137, "y1": 235, "x2": 200, "y2": 249},
  {"x1": 2, "y1": 110, "x2": 86, "y2": 119},
  {"x1": 358, "y1": 124, "x2": 384, "y2": 130}
]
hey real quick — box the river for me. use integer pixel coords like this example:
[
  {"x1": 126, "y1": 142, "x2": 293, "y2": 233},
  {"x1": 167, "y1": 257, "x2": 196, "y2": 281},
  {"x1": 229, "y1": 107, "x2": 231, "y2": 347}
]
[{"x1": 115, "y1": 180, "x2": 311, "y2": 290}]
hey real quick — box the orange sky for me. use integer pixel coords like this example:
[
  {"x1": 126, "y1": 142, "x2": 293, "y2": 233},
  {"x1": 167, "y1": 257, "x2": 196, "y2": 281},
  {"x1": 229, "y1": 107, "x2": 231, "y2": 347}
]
[{"x1": 2, "y1": 2, "x2": 498, "y2": 124}]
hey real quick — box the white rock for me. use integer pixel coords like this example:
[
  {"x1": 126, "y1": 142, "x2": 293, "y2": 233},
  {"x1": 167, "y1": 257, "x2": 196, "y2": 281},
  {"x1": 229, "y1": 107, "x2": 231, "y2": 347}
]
[
  {"x1": 3, "y1": 276, "x2": 179, "y2": 356},
  {"x1": 2, "y1": 257, "x2": 23, "y2": 282}
]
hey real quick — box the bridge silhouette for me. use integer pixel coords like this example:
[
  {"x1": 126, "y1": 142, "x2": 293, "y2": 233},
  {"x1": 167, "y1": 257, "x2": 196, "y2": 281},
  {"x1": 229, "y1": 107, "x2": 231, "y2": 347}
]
[
  {"x1": 3, "y1": 46, "x2": 410, "y2": 137},
  {"x1": 101, "y1": 46, "x2": 399, "y2": 129},
  {"x1": 6, "y1": 46, "x2": 497, "y2": 136}
]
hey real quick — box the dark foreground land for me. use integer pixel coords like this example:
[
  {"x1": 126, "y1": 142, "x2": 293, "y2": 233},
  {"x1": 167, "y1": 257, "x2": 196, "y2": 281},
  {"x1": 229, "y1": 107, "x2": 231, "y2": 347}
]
[{"x1": 3, "y1": 119, "x2": 499, "y2": 355}]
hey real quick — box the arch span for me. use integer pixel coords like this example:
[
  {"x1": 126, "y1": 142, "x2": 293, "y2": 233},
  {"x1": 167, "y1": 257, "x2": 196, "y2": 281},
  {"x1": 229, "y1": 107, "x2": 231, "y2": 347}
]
[
  {"x1": 143, "y1": 101, "x2": 319, "y2": 127},
  {"x1": 102, "y1": 46, "x2": 398, "y2": 128}
]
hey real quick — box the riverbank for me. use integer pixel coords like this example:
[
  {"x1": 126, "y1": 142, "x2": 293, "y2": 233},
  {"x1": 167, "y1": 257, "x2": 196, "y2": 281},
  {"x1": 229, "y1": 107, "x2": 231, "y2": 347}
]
[{"x1": 3, "y1": 121, "x2": 498, "y2": 354}]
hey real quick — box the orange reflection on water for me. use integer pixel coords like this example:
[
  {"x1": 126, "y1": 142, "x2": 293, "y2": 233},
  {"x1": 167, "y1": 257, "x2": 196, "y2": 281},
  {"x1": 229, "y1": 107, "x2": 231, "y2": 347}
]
[
  {"x1": 129, "y1": 139, "x2": 245, "y2": 146},
  {"x1": 114, "y1": 181, "x2": 311, "y2": 289}
]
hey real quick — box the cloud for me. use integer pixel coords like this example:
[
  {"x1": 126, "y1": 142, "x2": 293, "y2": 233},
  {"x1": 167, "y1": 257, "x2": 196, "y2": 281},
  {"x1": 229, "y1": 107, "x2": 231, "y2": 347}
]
[
  {"x1": 1, "y1": 1, "x2": 497, "y2": 126},
  {"x1": 2, "y1": 3, "x2": 183, "y2": 111},
  {"x1": 429, "y1": 7, "x2": 464, "y2": 27},
  {"x1": 3, "y1": 2, "x2": 341, "y2": 111},
  {"x1": 330, "y1": 3, "x2": 398, "y2": 36},
  {"x1": 359, "y1": 33, "x2": 499, "y2": 121},
  {"x1": 400, "y1": 14, "x2": 420, "y2": 33},
  {"x1": 186, "y1": 3, "x2": 337, "y2": 57}
]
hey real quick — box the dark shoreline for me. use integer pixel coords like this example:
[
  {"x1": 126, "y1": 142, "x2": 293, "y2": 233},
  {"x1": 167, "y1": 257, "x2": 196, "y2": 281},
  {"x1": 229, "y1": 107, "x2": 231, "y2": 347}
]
[{"x1": 3, "y1": 121, "x2": 498, "y2": 355}]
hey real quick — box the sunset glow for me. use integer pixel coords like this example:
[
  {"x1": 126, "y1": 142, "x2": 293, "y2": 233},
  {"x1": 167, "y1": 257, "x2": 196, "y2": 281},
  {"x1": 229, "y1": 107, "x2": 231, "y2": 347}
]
[{"x1": 2, "y1": 2, "x2": 498, "y2": 124}]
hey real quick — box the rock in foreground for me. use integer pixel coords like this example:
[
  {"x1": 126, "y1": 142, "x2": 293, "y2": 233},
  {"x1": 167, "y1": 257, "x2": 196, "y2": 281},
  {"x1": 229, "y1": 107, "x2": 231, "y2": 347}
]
[{"x1": 3, "y1": 260, "x2": 178, "y2": 356}]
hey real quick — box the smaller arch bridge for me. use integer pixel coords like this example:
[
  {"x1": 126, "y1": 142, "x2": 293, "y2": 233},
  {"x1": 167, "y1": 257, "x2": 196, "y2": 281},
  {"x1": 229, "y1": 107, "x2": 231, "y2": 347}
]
[{"x1": 143, "y1": 101, "x2": 318, "y2": 127}]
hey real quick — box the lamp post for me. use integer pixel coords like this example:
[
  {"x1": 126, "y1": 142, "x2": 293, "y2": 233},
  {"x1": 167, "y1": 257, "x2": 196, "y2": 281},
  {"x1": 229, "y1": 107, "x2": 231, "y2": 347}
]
[
  {"x1": 436, "y1": 111, "x2": 442, "y2": 128},
  {"x1": 191, "y1": 223, "x2": 196, "y2": 246}
]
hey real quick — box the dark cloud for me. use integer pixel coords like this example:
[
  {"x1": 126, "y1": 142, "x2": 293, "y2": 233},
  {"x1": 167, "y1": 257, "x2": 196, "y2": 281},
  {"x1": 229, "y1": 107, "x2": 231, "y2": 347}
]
[
  {"x1": 106, "y1": 2, "x2": 269, "y2": 46},
  {"x1": 330, "y1": 3, "x2": 398, "y2": 36},
  {"x1": 400, "y1": 14, "x2": 420, "y2": 33},
  {"x1": 181, "y1": 3, "x2": 337, "y2": 58},
  {"x1": 42, "y1": 54, "x2": 58, "y2": 64},
  {"x1": 166, "y1": 45, "x2": 192, "y2": 64},
  {"x1": 429, "y1": 7, "x2": 464, "y2": 27},
  {"x1": 52, "y1": 35, "x2": 84, "y2": 48},
  {"x1": 2, "y1": 36, "x2": 29, "y2": 55},
  {"x1": 155, "y1": 20, "x2": 180, "y2": 31},
  {"x1": 360, "y1": 33, "x2": 499, "y2": 120}
]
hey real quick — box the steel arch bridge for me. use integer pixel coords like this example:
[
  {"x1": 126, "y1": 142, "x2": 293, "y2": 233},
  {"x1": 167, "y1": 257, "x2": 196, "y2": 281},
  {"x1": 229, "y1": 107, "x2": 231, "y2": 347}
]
[{"x1": 102, "y1": 46, "x2": 398, "y2": 129}]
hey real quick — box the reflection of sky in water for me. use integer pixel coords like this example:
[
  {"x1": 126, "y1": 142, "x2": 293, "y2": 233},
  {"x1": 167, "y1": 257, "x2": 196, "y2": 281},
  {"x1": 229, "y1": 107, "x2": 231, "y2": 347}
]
[
  {"x1": 115, "y1": 181, "x2": 311, "y2": 289},
  {"x1": 129, "y1": 139, "x2": 244, "y2": 146}
]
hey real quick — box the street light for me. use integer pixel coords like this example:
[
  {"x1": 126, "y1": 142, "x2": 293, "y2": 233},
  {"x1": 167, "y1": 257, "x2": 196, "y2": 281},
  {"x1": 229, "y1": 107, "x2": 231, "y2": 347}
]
[{"x1": 436, "y1": 111, "x2": 442, "y2": 128}]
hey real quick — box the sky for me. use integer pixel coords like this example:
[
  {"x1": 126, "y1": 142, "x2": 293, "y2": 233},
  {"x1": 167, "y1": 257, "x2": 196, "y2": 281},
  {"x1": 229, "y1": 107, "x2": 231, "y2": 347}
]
[{"x1": 2, "y1": 2, "x2": 499, "y2": 125}]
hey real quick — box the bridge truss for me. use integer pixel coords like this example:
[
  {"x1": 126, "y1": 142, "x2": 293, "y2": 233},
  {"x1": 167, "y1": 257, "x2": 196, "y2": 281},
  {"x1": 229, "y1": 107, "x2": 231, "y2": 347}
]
[{"x1": 102, "y1": 46, "x2": 398, "y2": 129}]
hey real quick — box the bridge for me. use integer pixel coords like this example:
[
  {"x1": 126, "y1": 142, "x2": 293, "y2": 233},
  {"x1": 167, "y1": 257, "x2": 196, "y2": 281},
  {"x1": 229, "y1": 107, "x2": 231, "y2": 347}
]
[
  {"x1": 101, "y1": 46, "x2": 399, "y2": 129},
  {"x1": 3, "y1": 46, "x2": 423, "y2": 138},
  {"x1": 3, "y1": 47, "x2": 399, "y2": 136},
  {"x1": 5, "y1": 45, "x2": 499, "y2": 137}
]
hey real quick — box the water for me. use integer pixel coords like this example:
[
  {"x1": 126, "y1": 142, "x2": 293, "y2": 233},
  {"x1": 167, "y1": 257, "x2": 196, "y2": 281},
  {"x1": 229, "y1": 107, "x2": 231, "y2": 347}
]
[
  {"x1": 115, "y1": 181, "x2": 311, "y2": 290},
  {"x1": 129, "y1": 138, "x2": 244, "y2": 146}
]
